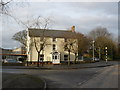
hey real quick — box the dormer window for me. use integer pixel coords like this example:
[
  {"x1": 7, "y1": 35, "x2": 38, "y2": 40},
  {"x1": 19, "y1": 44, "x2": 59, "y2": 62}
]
[{"x1": 53, "y1": 37, "x2": 56, "y2": 42}]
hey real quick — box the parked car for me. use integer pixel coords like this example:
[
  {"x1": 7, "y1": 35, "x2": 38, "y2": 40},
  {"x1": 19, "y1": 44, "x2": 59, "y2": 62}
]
[
  {"x1": 94, "y1": 58, "x2": 100, "y2": 62},
  {"x1": 2, "y1": 59, "x2": 8, "y2": 63},
  {"x1": 5, "y1": 59, "x2": 22, "y2": 63}
]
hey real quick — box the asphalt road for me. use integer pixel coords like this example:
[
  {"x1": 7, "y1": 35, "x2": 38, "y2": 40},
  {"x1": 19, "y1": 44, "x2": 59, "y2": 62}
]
[
  {"x1": 79, "y1": 64, "x2": 119, "y2": 88},
  {"x1": 2, "y1": 61, "x2": 119, "y2": 88}
]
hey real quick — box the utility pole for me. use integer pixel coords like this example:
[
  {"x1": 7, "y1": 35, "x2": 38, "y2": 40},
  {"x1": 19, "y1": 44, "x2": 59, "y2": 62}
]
[{"x1": 93, "y1": 40, "x2": 95, "y2": 61}]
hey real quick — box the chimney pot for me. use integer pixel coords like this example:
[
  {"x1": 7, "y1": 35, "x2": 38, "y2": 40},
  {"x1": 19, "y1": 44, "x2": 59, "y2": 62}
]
[{"x1": 71, "y1": 26, "x2": 75, "y2": 32}]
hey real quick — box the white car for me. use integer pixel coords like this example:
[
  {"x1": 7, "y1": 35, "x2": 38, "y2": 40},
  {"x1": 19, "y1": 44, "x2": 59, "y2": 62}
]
[
  {"x1": 94, "y1": 58, "x2": 100, "y2": 61},
  {"x1": 5, "y1": 59, "x2": 22, "y2": 63}
]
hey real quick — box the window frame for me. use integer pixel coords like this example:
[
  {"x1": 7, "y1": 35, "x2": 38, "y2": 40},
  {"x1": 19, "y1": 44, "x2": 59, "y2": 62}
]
[
  {"x1": 64, "y1": 55, "x2": 68, "y2": 61},
  {"x1": 53, "y1": 37, "x2": 56, "y2": 42},
  {"x1": 53, "y1": 44, "x2": 56, "y2": 50},
  {"x1": 64, "y1": 38, "x2": 67, "y2": 42},
  {"x1": 40, "y1": 54, "x2": 44, "y2": 61}
]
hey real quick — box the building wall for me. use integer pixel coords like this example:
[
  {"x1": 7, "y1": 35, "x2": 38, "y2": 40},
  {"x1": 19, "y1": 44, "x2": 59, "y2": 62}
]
[
  {"x1": 12, "y1": 48, "x2": 22, "y2": 54},
  {"x1": 28, "y1": 37, "x2": 77, "y2": 63}
]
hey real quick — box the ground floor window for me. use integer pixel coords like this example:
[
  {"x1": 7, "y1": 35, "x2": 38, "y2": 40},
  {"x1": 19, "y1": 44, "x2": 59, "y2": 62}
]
[
  {"x1": 64, "y1": 55, "x2": 68, "y2": 61},
  {"x1": 40, "y1": 54, "x2": 44, "y2": 61}
]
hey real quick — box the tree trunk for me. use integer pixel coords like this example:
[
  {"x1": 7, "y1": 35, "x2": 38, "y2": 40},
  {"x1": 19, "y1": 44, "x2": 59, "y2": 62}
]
[
  {"x1": 68, "y1": 50, "x2": 70, "y2": 66},
  {"x1": 37, "y1": 52, "x2": 40, "y2": 67},
  {"x1": 74, "y1": 53, "x2": 77, "y2": 64},
  {"x1": 41, "y1": 51, "x2": 44, "y2": 67},
  {"x1": 26, "y1": 55, "x2": 29, "y2": 66},
  {"x1": 42, "y1": 57, "x2": 43, "y2": 67}
]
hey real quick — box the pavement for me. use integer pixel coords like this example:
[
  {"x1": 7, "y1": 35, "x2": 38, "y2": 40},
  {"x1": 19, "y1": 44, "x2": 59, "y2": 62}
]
[{"x1": 2, "y1": 61, "x2": 115, "y2": 70}]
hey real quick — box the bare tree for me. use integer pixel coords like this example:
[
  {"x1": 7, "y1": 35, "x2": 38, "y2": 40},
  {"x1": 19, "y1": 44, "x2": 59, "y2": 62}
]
[
  {"x1": 71, "y1": 39, "x2": 78, "y2": 64},
  {"x1": 12, "y1": 16, "x2": 52, "y2": 67},
  {"x1": 88, "y1": 26, "x2": 117, "y2": 60},
  {"x1": 62, "y1": 31, "x2": 90, "y2": 65},
  {"x1": 0, "y1": 0, "x2": 30, "y2": 30},
  {"x1": 33, "y1": 37, "x2": 49, "y2": 67},
  {"x1": 0, "y1": 0, "x2": 13, "y2": 15},
  {"x1": 29, "y1": 16, "x2": 52, "y2": 67},
  {"x1": 0, "y1": 0, "x2": 28, "y2": 15},
  {"x1": 64, "y1": 38, "x2": 77, "y2": 66},
  {"x1": 12, "y1": 30, "x2": 27, "y2": 46},
  {"x1": 88, "y1": 26, "x2": 111, "y2": 40}
]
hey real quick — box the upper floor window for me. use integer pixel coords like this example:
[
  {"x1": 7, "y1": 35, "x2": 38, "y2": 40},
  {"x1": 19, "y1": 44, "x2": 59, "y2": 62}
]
[
  {"x1": 64, "y1": 38, "x2": 67, "y2": 42},
  {"x1": 53, "y1": 44, "x2": 56, "y2": 50},
  {"x1": 53, "y1": 37, "x2": 56, "y2": 42},
  {"x1": 64, "y1": 44, "x2": 68, "y2": 51},
  {"x1": 40, "y1": 37, "x2": 44, "y2": 41}
]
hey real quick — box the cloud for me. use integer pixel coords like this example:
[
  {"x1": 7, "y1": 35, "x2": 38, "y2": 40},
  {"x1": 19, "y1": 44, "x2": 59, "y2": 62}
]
[{"x1": 1, "y1": 2, "x2": 118, "y2": 49}]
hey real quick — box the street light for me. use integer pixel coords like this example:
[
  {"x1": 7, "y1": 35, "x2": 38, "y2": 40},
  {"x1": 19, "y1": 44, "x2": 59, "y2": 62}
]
[
  {"x1": 92, "y1": 40, "x2": 95, "y2": 61},
  {"x1": 105, "y1": 46, "x2": 108, "y2": 63},
  {"x1": 98, "y1": 47, "x2": 101, "y2": 60}
]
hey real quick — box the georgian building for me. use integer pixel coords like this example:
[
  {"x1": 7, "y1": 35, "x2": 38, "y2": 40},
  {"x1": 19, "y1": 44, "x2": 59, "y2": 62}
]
[{"x1": 27, "y1": 26, "x2": 78, "y2": 64}]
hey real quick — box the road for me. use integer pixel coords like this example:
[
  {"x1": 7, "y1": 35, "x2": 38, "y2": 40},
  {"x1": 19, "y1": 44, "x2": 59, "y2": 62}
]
[
  {"x1": 2, "y1": 62, "x2": 119, "y2": 88},
  {"x1": 79, "y1": 64, "x2": 119, "y2": 88}
]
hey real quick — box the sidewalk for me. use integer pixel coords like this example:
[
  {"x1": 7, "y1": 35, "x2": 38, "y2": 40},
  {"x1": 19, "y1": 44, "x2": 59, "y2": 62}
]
[
  {"x1": 39, "y1": 61, "x2": 115, "y2": 70},
  {"x1": 2, "y1": 61, "x2": 116, "y2": 70}
]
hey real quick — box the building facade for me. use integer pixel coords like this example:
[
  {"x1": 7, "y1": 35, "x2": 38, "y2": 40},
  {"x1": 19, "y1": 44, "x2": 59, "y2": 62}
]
[
  {"x1": 0, "y1": 47, "x2": 27, "y2": 62},
  {"x1": 27, "y1": 27, "x2": 78, "y2": 64}
]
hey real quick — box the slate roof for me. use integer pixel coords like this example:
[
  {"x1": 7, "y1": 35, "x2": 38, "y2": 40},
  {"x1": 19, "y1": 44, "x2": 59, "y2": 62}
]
[{"x1": 28, "y1": 28, "x2": 77, "y2": 38}]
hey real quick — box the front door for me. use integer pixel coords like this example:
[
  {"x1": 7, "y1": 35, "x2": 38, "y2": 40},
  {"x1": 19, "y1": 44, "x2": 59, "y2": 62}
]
[{"x1": 52, "y1": 52, "x2": 60, "y2": 64}]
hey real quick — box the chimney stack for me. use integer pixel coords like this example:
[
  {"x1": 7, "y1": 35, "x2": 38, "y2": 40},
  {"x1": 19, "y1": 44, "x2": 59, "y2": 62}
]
[{"x1": 71, "y1": 26, "x2": 75, "y2": 32}]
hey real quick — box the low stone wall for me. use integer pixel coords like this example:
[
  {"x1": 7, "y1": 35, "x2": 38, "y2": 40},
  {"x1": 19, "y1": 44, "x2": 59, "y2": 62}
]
[{"x1": 28, "y1": 61, "x2": 52, "y2": 65}]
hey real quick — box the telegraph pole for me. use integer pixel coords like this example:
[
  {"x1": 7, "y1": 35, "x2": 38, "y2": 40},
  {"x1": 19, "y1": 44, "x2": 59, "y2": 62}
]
[{"x1": 93, "y1": 40, "x2": 95, "y2": 61}]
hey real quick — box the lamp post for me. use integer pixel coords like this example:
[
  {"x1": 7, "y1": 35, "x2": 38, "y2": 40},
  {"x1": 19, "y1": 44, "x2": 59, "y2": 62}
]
[
  {"x1": 92, "y1": 40, "x2": 95, "y2": 61},
  {"x1": 98, "y1": 47, "x2": 101, "y2": 60},
  {"x1": 26, "y1": 29, "x2": 30, "y2": 66},
  {"x1": 105, "y1": 46, "x2": 108, "y2": 63}
]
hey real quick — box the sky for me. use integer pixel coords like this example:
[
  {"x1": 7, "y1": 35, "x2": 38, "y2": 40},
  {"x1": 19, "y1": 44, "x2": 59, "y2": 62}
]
[{"x1": 1, "y1": 0, "x2": 119, "y2": 49}]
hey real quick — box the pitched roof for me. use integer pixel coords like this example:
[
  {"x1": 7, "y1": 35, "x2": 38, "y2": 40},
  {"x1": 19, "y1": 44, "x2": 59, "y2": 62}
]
[{"x1": 28, "y1": 28, "x2": 77, "y2": 38}]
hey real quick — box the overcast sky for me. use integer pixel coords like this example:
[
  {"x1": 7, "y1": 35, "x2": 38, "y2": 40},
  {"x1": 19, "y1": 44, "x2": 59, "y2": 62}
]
[{"x1": 1, "y1": 0, "x2": 118, "y2": 49}]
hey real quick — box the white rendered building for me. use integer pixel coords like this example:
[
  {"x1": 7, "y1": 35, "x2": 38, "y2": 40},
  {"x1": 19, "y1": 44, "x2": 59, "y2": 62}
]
[{"x1": 27, "y1": 27, "x2": 78, "y2": 64}]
